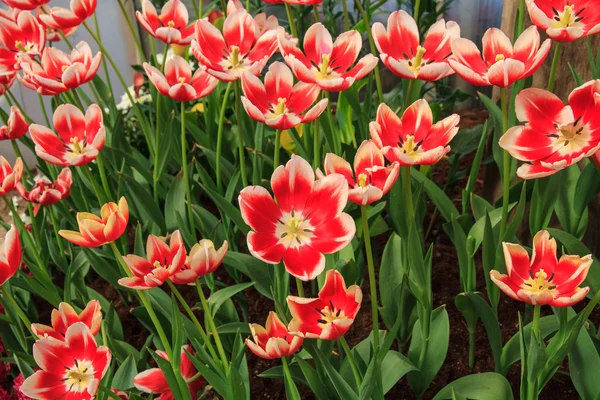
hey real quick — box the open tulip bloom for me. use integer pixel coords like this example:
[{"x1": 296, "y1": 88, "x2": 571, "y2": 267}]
[
  {"x1": 246, "y1": 311, "x2": 303, "y2": 359},
  {"x1": 0, "y1": 106, "x2": 28, "y2": 141},
  {"x1": 278, "y1": 23, "x2": 378, "y2": 91},
  {"x1": 37, "y1": 0, "x2": 97, "y2": 30},
  {"x1": 31, "y1": 300, "x2": 102, "y2": 340},
  {"x1": 136, "y1": 0, "x2": 195, "y2": 45},
  {"x1": 170, "y1": 239, "x2": 228, "y2": 284},
  {"x1": 0, "y1": 10, "x2": 45, "y2": 68},
  {"x1": 1, "y1": 0, "x2": 51, "y2": 10},
  {"x1": 17, "y1": 167, "x2": 72, "y2": 209},
  {"x1": 0, "y1": 225, "x2": 21, "y2": 287},
  {"x1": 372, "y1": 10, "x2": 460, "y2": 81},
  {"x1": 526, "y1": 0, "x2": 600, "y2": 42},
  {"x1": 500, "y1": 80, "x2": 600, "y2": 179}
]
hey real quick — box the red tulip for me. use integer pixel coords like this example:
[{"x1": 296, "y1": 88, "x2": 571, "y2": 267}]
[
  {"x1": 227, "y1": 0, "x2": 278, "y2": 36},
  {"x1": 1, "y1": 0, "x2": 50, "y2": 10},
  {"x1": 35, "y1": 6, "x2": 78, "y2": 42},
  {"x1": 136, "y1": 0, "x2": 194, "y2": 45},
  {"x1": 38, "y1": 0, "x2": 97, "y2": 30},
  {"x1": 17, "y1": 168, "x2": 72, "y2": 207},
  {"x1": 0, "y1": 69, "x2": 17, "y2": 93},
  {"x1": 19, "y1": 41, "x2": 101, "y2": 95},
  {"x1": 370, "y1": 101, "x2": 460, "y2": 166},
  {"x1": 29, "y1": 104, "x2": 105, "y2": 166},
  {"x1": 0, "y1": 225, "x2": 21, "y2": 286},
  {"x1": 449, "y1": 26, "x2": 550, "y2": 87},
  {"x1": 0, "y1": 106, "x2": 28, "y2": 141},
  {"x1": 0, "y1": 10, "x2": 45, "y2": 68},
  {"x1": 0, "y1": 156, "x2": 23, "y2": 196},
  {"x1": 491, "y1": 230, "x2": 592, "y2": 307},
  {"x1": 262, "y1": 0, "x2": 322, "y2": 5},
  {"x1": 240, "y1": 62, "x2": 328, "y2": 130},
  {"x1": 239, "y1": 155, "x2": 355, "y2": 281},
  {"x1": 246, "y1": 311, "x2": 303, "y2": 359},
  {"x1": 134, "y1": 345, "x2": 205, "y2": 400},
  {"x1": 372, "y1": 10, "x2": 460, "y2": 81},
  {"x1": 287, "y1": 270, "x2": 362, "y2": 340},
  {"x1": 31, "y1": 300, "x2": 102, "y2": 340},
  {"x1": 143, "y1": 55, "x2": 217, "y2": 102},
  {"x1": 118, "y1": 231, "x2": 186, "y2": 290},
  {"x1": 170, "y1": 239, "x2": 228, "y2": 284},
  {"x1": 499, "y1": 80, "x2": 600, "y2": 179},
  {"x1": 321, "y1": 140, "x2": 400, "y2": 205},
  {"x1": 20, "y1": 323, "x2": 111, "y2": 400},
  {"x1": 191, "y1": 8, "x2": 278, "y2": 81},
  {"x1": 278, "y1": 23, "x2": 378, "y2": 91},
  {"x1": 59, "y1": 197, "x2": 129, "y2": 248},
  {"x1": 526, "y1": 0, "x2": 600, "y2": 42},
  {"x1": 112, "y1": 389, "x2": 129, "y2": 400}
]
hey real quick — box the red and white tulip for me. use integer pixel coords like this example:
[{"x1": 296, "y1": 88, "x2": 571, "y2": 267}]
[
  {"x1": 227, "y1": 0, "x2": 278, "y2": 36},
  {"x1": 136, "y1": 0, "x2": 195, "y2": 45},
  {"x1": 38, "y1": 0, "x2": 97, "y2": 30},
  {"x1": 0, "y1": 106, "x2": 28, "y2": 141},
  {"x1": 1, "y1": 0, "x2": 50, "y2": 10},
  {"x1": 246, "y1": 311, "x2": 303, "y2": 359},
  {"x1": 170, "y1": 239, "x2": 228, "y2": 285},
  {"x1": 499, "y1": 80, "x2": 600, "y2": 179},
  {"x1": 17, "y1": 168, "x2": 72, "y2": 209},
  {"x1": 0, "y1": 10, "x2": 45, "y2": 68},
  {"x1": 0, "y1": 225, "x2": 21, "y2": 287},
  {"x1": 35, "y1": 6, "x2": 78, "y2": 42},
  {"x1": 526, "y1": 0, "x2": 600, "y2": 42},
  {"x1": 0, "y1": 156, "x2": 23, "y2": 196},
  {"x1": 31, "y1": 300, "x2": 102, "y2": 340}
]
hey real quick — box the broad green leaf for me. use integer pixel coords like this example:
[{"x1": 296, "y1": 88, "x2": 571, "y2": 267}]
[
  {"x1": 569, "y1": 326, "x2": 600, "y2": 399},
  {"x1": 208, "y1": 282, "x2": 254, "y2": 316},
  {"x1": 432, "y1": 372, "x2": 513, "y2": 400},
  {"x1": 411, "y1": 169, "x2": 459, "y2": 222},
  {"x1": 112, "y1": 354, "x2": 138, "y2": 390}
]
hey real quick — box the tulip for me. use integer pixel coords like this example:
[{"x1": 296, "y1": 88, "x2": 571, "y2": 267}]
[
  {"x1": 0, "y1": 106, "x2": 28, "y2": 141},
  {"x1": 0, "y1": 225, "x2": 21, "y2": 286},
  {"x1": 136, "y1": 0, "x2": 195, "y2": 45},
  {"x1": 246, "y1": 311, "x2": 303, "y2": 359},
  {"x1": 499, "y1": 80, "x2": 600, "y2": 179},
  {"x1": 526, "y1": 0, "x2": 600, "y2": 42},
  {"x1": 59, "y1": 197, "x2": 129, "y2": 248},
  {"x1": 38, "y1": 0, "x2": 97, "y2": 30},
  {"x1": 191, "y1": 8, "x2": 278, "y2": 81},
  {"x1": 31, "y1": 300, "x2": 102, "y2": 340},
  {"x1": 0, "y1": 156, "x2": 23, "y2": 196},
  {"x1": 170, "y1": 239, "x2": 228, "y2": 284},
  {"x1": 118, "y1": 231, "x2": 186, "y2": 290},
  {"x1": 20, "y1": 323, "x2": 111, "y2": 400},
  {"x1": 0, "y1": 10, "x2": 45, "y2": 68},
  {"x1": 240, "y1": 62, "x2": 328, "y2": 130},
  {"x1": 239, "y1": 155, "x2": 355, "y2": 281},
  {"x1": 593, "y1": 150, "x2": 600, "y2": 169},
  {"x1": 370, "y1": 101, "x2": 460, "y2": 166},
  {"x1": 19, "y1": 41, "x2": 102, "y2": 95},
  {"x1": 287, "y1": 270, "x2": 362, "y2": 340},
  {"x1": 320, "y1": 140, "x2": 400, "y2": 205},
  {"x1": 29, "y1": 104, "x2": 105, "y2": 166},
  {"x1": 143, "y1": 56, "x2": 217, "y2": 102},
  {"x1": 0, "y1": 70, "x2": 17, "y2": 94},
  {"x1": 1, "y1": 0, "x2": 50, "y2": 10},
  {"x1": 491, "y1": 230, "x2": 593, "y2": 307},
  {"x1": 35, "y1": 6, "x2": 77, "y2": 42},
  {"x1": 449, "y1": 26, "x2": 550, "y2": 88},
  {"x1": 262, "y1": 0, "x2": 323, "y2": 5},
  {"x1": 372, "y1": 10, "x2": 460, "y2": 81},
  {"x1": 134, "y1": 345, "x2": 205, "y2": 399},
  {"x1": 227, "y1": 0, "x2": 278, "y2": 36},
  {"x1": 278, "y1": 23, "x2": 378, "y2": 91},
  {"x1": 17, "y1": 168, "x2": 72, "y2": 208}
]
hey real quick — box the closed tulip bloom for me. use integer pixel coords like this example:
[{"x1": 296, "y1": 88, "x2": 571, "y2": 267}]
[
  {"x1": 499, "y1": 80, "x2": 600, "y2": 179},
  {"x1": 449, "y1": 26, "x2": 550, "y2": 87},
  {"x1": 170, "y1": 239, "x2": 228, "y2": 284},
  {"x1": 38, "y1": 0, "x2": 97, "y2": 30},
  {"x1": 0, "y1": 225, "x2": 22, "y2": 286},
  {"x1": 192, "y1": 8, "x2": 278, "y2": 81},
  {"x1": 287, "y1": 270, "x2": 362, "y2": 340},
  {"x1": 59, "y1": 197, "x2": 129, "y2": 248},
  {"x1": 17, "y1": 168, "x2": 72, "y2": 209},
  {"x1": 136, "y1": 0, "x2": 194, "y2": 45},
  {"x1": 29, "y1": 104, "x2": 105, "y2": 166},
  {"x1": 0, "y1": 10, "x2": 45, "y2": 68},
  {"x1": 1, "y1": 0, "x2": 50, "y2": 10},
  {"x1": 321, "y1": 140, "x2": 400, "y2": 205},
  {"x1": 372, "y1": 10, "x2": 460, "y2": 81},
  {"x1": 20, "y1": 323, "x2": 111, "y2": 400},
  {"x1": 31, "y1": 300, "x2": 102, "y2": 340},
  {"x1": 491, "y1": 230, "x2": 593, "y2": 307},
  {"x1": 118, "y1": 231, "x2": 186, "y2": 290},
  {"x1": 0, "y1": 106, "x2": 28, "y2": 141},
  {"x1": 240, "y1": 62, "x2": 328, "y2": 130},
  {"x1": 526, "y1": 0, "x2": 600, "y2": 42},
  {"x1": 246, "y1": 312, "x2": 303, "y2": 359},
  {"x1": 0, "y1": 156, "x2": 23, "y2": 196},
  {"x1": 19, "y1": 42, "x2": 102, "y2": 95},
  {"x1": 239, "y1": 155, "x2": 356, "y2": 281},
  {"x1": 370, "y1": 101, "x2": 460, "y2": 166},
  {"x1": 143, "y1": 56, "x2": 218, "y2": 102},
  {"x1": 278, "y1": 23, "x2": 378, "y2": 91}
]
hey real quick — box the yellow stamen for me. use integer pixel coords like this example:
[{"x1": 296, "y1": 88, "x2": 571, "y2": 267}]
[
  {"x1": 14, "y1": 41, "x2": 27, "y2": 53},
  {"x1": 153, "y1": 261, "x2": 162, "y2": 269},
  {"x1": 274, "y1": 98, "x2": 287, "y2": 115},
  {"x1": 413, "y1": 46, "x2": 426, "y2": 68},
  {"x1": 230, "y1": 45, "x2": 240, "y2": 66},
  {"x1": 495, "y1": 54, "x2": 505, "y2": 62},
  {"x1": 70, "y1": 137, "x2": 82, "y2": 154},
  {"x1": 319, "y1": 54, "x2": 331, "y2": 76},
  {"x1": 62, "y1": 65, "x2": 69, "y2": 72},
  {"x1": 358, "y1": 173, "x2": 368, "y2": 188},
  {"x1": 561, "y1": 5, "x2": 573, "y2": 26},
  {"x1": 178, "y1": 76, "x2": 186, "y2": 84},
  {"x1": 168, "y1": 20, "x2": 175, "y2": 28},
  {"x1": 522, "y1": 269, "x2": 557, "y2": 293}
]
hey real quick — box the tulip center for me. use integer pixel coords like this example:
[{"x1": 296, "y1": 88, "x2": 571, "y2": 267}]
[
  {"x1": 495, "y1": 54, "x2": 505, "y2": 62},
  {"x1": 319, "y1": 54, "x2": 331, "y2": 76},
  {"x1": 550, "y1": 116, "x2": 590, "y2": 154},
  {"x1": 15, "y1": 40, "x2": 33, "y2": 53},
  {"x1": 398, "y1": 135, "x2": 424, "y2": 160},
  {"x1": 178, "y1": 76, "x2": 186, "y2": 84},
  {"x1": 316, "y1": 301, "x2": 345, "y2": 326},
  {"x1": 407, "y1": 46, "x2": 427, "y2": 75},
  {"x1": 65, "y1": 137, "x2": 93, "y2": 163},
  {"x1": 274, "y1": 98, "x2": 287, "y2": 115},
  {"x1": 314, "y1": 53, "x2": 339, "y2": 81},
  {"x1": 357, "y1": 173, "x2": 368, "y2": 188},
  {"x1": 64, "y1": 360, "x2": 95, "y2": 393},
  {"x1": 230, "y1": 45, "x2": 240, "y2": 66},
  {"x1": 551, "y1": 5, "x2": 584, "y2": 29},
  {"x1": 521, "y1": 269, "x2": 557, "y2": 294},
  {"x1": 167, "y1": 20, "x2": 175, "y2": 28},
  {"x1": 276, "y1": 208, "x2": 313, "y2": 248}
]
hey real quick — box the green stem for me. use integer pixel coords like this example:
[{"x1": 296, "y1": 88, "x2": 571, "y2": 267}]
[
  {"x1": 167, "y1": 281, "x2": 220, "y2": 363},
  {"x1": 339, "y1": 336, "x2": 362, "y2": 388},
  {"x1": 190, "y1": 0, "x2": 199, "y2": 17},
  {"x1": 499, "y1": 87, "x2": 510, "y2": 239},
  {"x1": 353, "y1": 0, "x2": 383, "y2": 103},
  {"x1": 341, "y1": 0, "x2": 350, "y2": 31},
  {"x1": 5, "y1": 89, "x2": 33, "y2": 124},
  {"x1": 93, "y1": 13, "x2": 116, "y2": 101},
  {"x1": 82, "y1": 165, "x2": 106, "y2": 205},
  {"x1": 181, "y1": 101, "x2": 196, "y2": 234},
  {"x1": 48, "y1": 206, "x2": 66, "y2": 256},
  {"x1": 196, "y1": 280, "x2": 229, "y2": 369},
  {"x1": 95, "y1": 153, "x2": 112, "y2": 202},
  {"x1": 3, "y1": 199, "x2": 43, "y2": 270},
  {"x1": 295, "y1": 277, "x2": 304, "y2": 297},
  {"x1": 71, "y1": 89, "x2": 86, "y2": 110},
  {"x1": 468, "y1": 329, "x2": 475, "y2": 369},
  {"x1": 199, "y1": 0, "x2": 203, "y2": 17},
  {"x1": 97, "y1": 385, "x2": 123, "y2": 400},
  {"x1": 216, "y1": 82, "x2": 234, "y2": 190},
  {"x1": 153, "y1": 47, "x2": 170, "y2": 202},
  {"x1": 413, "y1": 0, "x2": 421, "y2": 21},
  {"x1": 547, "y1": 43, "x2": 561, "y2": 92},
  {"x1": 38, "y1": 94, "x2": 51, "y2": 126},
  {"x1": 360, "y1": 205, "x2": 379, "y2": 350},
  {"x1": 1, "y1": 283, "x2": 33, "y2": 335},
  {"x1": 11, "y1": 141, "x2": 32, "y2": 178},
  {"x1": 274, "y1": 129, "x2": 281, "y2": 170},
  {"x1": 404, "y1": 78, "x2": 416, "y2": 110},
  {"x1": 117, "y1": 0, "x2": 147, "y2": 62},
  {"x1": 234, "y1": 82, "x2": 249, "y2": 188},
  {"x1": 313, "y1": 5, "x2": 320, "y2": 22},
  {"x1": 532, "y1": 305, "x2": 541, "y2": 340},
  {"x1": 281, "y1": 356, "x2": 301, "y2": 400},
  {"x1": 404, "y1": 166, "x2": 414, "y2": 222},
  {"x1": 516, "y1": 0, "x2": 526, "y2": 35}
]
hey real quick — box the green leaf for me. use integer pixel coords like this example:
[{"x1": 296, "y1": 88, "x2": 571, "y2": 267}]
[
  {"x1": 529, "y1": 174, "x2": 560, "y2": 234},
  {"x1": 310, "y1": 344, "x2": 358, "y2": 400},
  {"x1": 112, "y1": 354, "x2": 138, "y2": 390},
  {"x1": 411, "y1": 169, "x2": 459, "y2": 222},
  {"x1": 569, "y1": 325, "x2": 600, "y2": 399},
  {"x1": 380, "y1": 351, "x2": 418, "y2": 394},
  {"x1": 165, "y1": 175, "x2": 187, "y2": 231},
  {"x1": 224, "y1": 252, "x2": 273, "y2": 299},
  {"x1": 432, "y1": 372, "x2": 513, "y2": 400},
  {"x1": 199, "y1": 183, "x2": 250, "y2": 235},
  {"x1": 208, "y1": 282, "x2": 254, "y2": 317},
  {"x1": 151, "y1": 349, "x2": 186, "y2": 400},
  {"x1": 462, "y1": 120, "x2": 489, "y2": 214},
  {"x1": 295, "y1": 356, "x2": 330, "y2": 400},
  {"x1": 554, "y1": 164, "x2": 584, "y2": 237},
  {"x1": 379, "y1": 233, "x2": 407, "y2": 329},
  {"x1": 121, "y1": 174, "x2": 166, "y2": 232}
]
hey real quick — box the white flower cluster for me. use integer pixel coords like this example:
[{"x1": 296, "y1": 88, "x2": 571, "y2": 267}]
[
  {"x1": 116, "y1": 85, "x2": 153, "y2": 113},
  {"x1": 8, "y1": 196, "x2": 31, "y2": 225}
]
